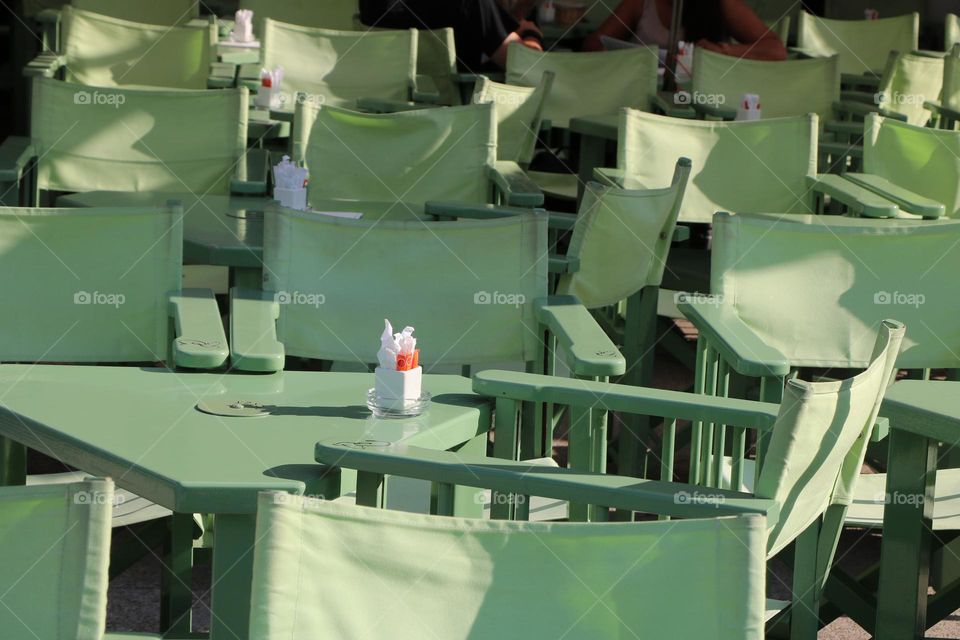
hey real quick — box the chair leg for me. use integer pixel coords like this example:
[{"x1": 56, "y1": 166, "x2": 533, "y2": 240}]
[
  {"x1": 160, "y1": 512, "x2": 196, "y2": 635},
  {"x1": 618, "y1": 288, "x2": 657, "y2": 480},
  {"x1": 789, "y1": 522, "x2": 824, "y2": 640},
  {"x1": 0, "y1": 437, "x2": 26, "y2": 485}
]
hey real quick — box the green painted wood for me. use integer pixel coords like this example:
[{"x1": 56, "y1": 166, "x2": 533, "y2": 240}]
[
  {"x1": 807, "y1": 174, "x2": 901, "y2": 218},
  {"x1": 491, "y1": 397, "x2": 518, "y2": 521},
  {"x1": 881, "y1": 381, "x2": 960, "y2": 443},
  {"x1": 844, "y1": 173, "x2": 946, "y2": 219},
  {"x1": 535, "y1": 296, "x2": 625, "y2": 377},
  {"x1": 315, "y1": 440, "x2": 780, "y2": 521},
  {"x1": 209, "y1": 513, "x2": 256, "y2": 640},
  {"x1": 474, "y1": 370, "x2": 780, "y2": 432},
  {"x1": 160, "y1": 512, "x2": 195, "y2": 635},
  {"x1": 0, "y1": 366, "x2": 490, "y2": 514},
  {"x1": 169, "y1": 289, "x2": 229, "y2": 369},
  {"x1": 58, "y1": 191, "x2": 427, "y2": 270},
  {"x1": 568, "y1": 114, "x2": 619, "y2": 142},
  {"x1": 875, "y1": 427, "x2": 938, "y2": 640}
]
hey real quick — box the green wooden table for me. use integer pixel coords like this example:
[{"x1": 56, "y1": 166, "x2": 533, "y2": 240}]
[
  {"x1": 876, "y1": 380, "x2": 958, "y2": 639},
  {"x1": 57, "y1": 191, "x2": 425, "y2": 288},
  {"x1": 0, "y1": 365, "x2": 489, "y2": 639}
]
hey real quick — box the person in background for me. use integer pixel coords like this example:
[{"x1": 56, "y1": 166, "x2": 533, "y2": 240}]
[
  {"x1": 583, "y1": 0, "x2": 786, "y2": 60},
  {"x1": 359, "y1": 0, "x2": 544, "y2": 72}
]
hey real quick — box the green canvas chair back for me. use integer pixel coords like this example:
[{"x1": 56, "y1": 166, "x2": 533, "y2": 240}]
[
  {"x1": 756, "y1": 319, "x2": 903, "y2": 555},
  {"x1": 506, "y1": 43, "x2": 659, "y2": 128},
  {"x1": 692, "y1": 48, "x2": 839, "y2": 120},
  {"x1": 61, "y1": 6, "x2": 211, "y2": 90},
  {"x1": 240, "y1": 0, "x2": 359, "y2": 31},
  {"x1": 31, "y1": 77, "x2": 247, "y2": 195},
  {"x1": 248, "y1": 494, "x2": 767, "y2": 639},
  {"x1": 263, "y1": 209, "x2": 547, "y2": 366},
  {"x1": 298, "y1": 103, "x2": 495, "y2": 206},
  {"x1": 262, "y1": 20, "x2": 414, "y2": 109},
  {"x1": 0, "y1": 479, "x2": 112, "y2": 640},
  {"x1": 0, "y1": 205, "x2": 182, "y2": 362},
  {"x1": 418, "y1": 28, "x2": 459, "y2": 106},
  {"x1": 948, "y1": 14, "x2": 960, "y2": 49},
  {"x1": 711, "y1": 211, "x2": 960, "y2": 370},
  {"x1": 864, "y1": 114, "x2": 960, "y2": 218},
  {"x1": 874, "y1": 50, "x2": 944, "y2": 126},
  {"x1": 556, "y1": 160, "x2": 689, "y2": 308},
  {"x1": 942, "y1": 44, "x2": 960, "y2": 111},
  {"x1": 618, "y1": 109, "x2": 817, "y2": 223},
  {"x1": 797, "y1": 11, "x2": 919, "y2": 75},
  {"x1": 472, "y1": 73, "x2": 552, "y2": 164},
  {"x1": 72, "y1": 0, "x2": 198, "y2": 25}
]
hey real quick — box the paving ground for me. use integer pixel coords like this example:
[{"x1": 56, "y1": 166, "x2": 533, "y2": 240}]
[{"x1": 103, "y1": 339, "x2": 960, "y2": 638}]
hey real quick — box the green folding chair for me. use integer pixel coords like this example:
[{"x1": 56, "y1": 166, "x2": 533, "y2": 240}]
[
  {"x1": 678, "y1": 211, "x2": 960, "y2": 634},
  {"x1": 29, "y1": 6, "x2": 215, "y2": 90},
  {"x1": 249, "y1": 494, "x2": 766, "y2": 639},
  {"x1": 417, "y1": 27, "x2": 460, "y2": 106},
  {"x1": 229, "y1": 209, "x2": 622, "y2": 492},
  {"x1": 312, "y1": 317, "x2": 903, "y2": 639},
  {"x1": 926, "y1": 44, "x2": 960, "y2": 128},
  {"x1": 597, "y1": 109, "x2": 899, "y2": 296},
  {"x1": 240, "y1": 0, "x2": 359, "y2": 32},
  {"x1": 0, "y1": 203, "x2": 226, "y2": 631},
  {"x1": 691, "y1": 48, "x2": 840, "y2": 120},
  {"x1": 292, "y1": 102, "x2": 541, "y2": 208},
  {"x1": 0, "y1": 78, "x2": 263, "y2": 207},
  {"x1": 1, "y1": 479, "x2": 113, "y2": 640},
  {"x1": 505, "y1": 42, "x2": 661, "y2": 201},
  {"x1": 472, "y1": 73, "x2": 553, "y2": 165},
  {"x1": 796, "y1": 11, "x2": 919, "y2": 78},
  {"x1": 261, "y1": 20, "x2": 438, "y2": 111},
  {"x1": 839, "y1": 113, "x2": 960, "y2": 218},
  {"x1": 831, "y1": 50, "x2": 945, "y2": 129},
  {"x1": 73, "y1": 0, "x2": 199, "y2": 25}
]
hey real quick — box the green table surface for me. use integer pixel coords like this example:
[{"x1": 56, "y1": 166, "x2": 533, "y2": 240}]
[
  {"x1": 0, "y1": 366, "x2": 489, "y2": 513},
  {"x1": 881, "y1": 380, "x2": 960, "y2": 444},
  {"x1": 57, "y1": 191, "x2": 425, "y2": 269}
]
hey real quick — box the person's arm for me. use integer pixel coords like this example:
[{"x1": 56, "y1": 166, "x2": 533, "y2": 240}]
[
  {"x1": 699, "y1": 0, "x2": 786, "y2": 60},
  {"x1": 490, "y1": 19, "x2": 543, "y2": 66},
  {"x1": 582, "y1": 0, "x2": 642, "y2": 51}
]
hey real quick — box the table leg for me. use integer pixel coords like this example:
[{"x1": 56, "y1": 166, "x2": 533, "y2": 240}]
[
  {"x1": 0, "y1": 437, "x2": 26, "y2": 485},
  {"x1": 209, "y1": 513, "x2": 257, "y2": 640},
  {"x1": 576, "y1": 134, "x2": 607, "y2": 203},
  {"x1": 875, "y1": 428, "x2": 937, "y2": 640},
  {"x1": 231, "y1": 267, "x2": 262, "y2": 290}
]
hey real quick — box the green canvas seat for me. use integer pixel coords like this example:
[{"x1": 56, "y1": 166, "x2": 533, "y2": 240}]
[
  {"x1": 425, "y1": 160, "x2": 690, "y2": 479},
  {"x1": 51, "y1": 6, "x2": 213, "y2": 90},
  {"x1": 417, "y1": 28, "x2": 459, "y2": 106},
  {"x1": 797, "y1": 11, "x2": 919, "y2": 76},
  {"x1": 312, "y1": 318, "x2": 903, "y2": 639},
  {"x1": 927, "y1": 44, "x2": 960, "y2": 128},
  {"x1": 0, "y1": 479, "x2": 113, "y2": 640},
  {"x1": 869, "y1": 51, "x2": 944, "y2": 126},
  {"x1": 261, "y1": 20, "x2": 424, "y2": 110},
  {"x1": 854, "y1": 113, "x2": 960, "y2": 218},
  {"x1": 692, "y1": 48, "x2": 840, "y2": 120},
  {"x1": 505, "y1": 43, "x2": 659, "y2": 201},
  {"x1": 72, "y1": 0, "x2": 198, "y2": 25},
  {"x1": 249, "y1": 494, "x2": 766, "y2": 639},
  {"x1": 678, "y1": 210, "x2": 960, "y2": 632},
  {"x1": 615, "y1": 110, "x2": 819, "y2": 225},
  {"x1": 0, "y1": 78, "x2": 255, "y2": 206},
  {"x1": 472, "y1": 73, "x2": 553, "y2": 165},
  {"x1": 240, "y1": 0, "x2": 359, "y2": 32},
  {"x1": 292, "y1": 102, "x2": 541, "y2": 208}
]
